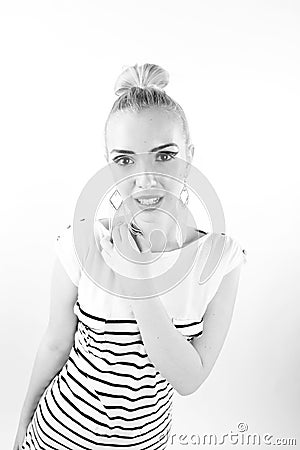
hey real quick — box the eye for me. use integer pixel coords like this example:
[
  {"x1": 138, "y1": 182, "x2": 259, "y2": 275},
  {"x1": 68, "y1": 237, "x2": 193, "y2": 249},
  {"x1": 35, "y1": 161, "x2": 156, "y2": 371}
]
[
  {"x1": 112, "y1": 156, "x2": 134, "y2": 166},
  {"x1": 112, "y1": 151, "x2": 178, "y2": 166},
  {"x1": 156, "y1": 151, "x2": 178, "y2": 162}
]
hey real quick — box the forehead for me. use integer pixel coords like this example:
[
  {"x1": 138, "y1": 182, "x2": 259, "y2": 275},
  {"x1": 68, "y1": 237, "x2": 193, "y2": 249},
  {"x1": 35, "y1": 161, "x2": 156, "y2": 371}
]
[{"x1": 106, "y1": 107, "x2": 185, "y2": 152}]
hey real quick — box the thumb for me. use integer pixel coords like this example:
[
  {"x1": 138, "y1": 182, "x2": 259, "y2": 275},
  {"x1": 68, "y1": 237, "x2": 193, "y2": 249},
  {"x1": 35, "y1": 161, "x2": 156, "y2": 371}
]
[
  {"x1": 135, "y1": 234, "x2": 152, "y2": 254},
  {"x1": 126, "y1": 230, "x2": 142, "y2": 253}
]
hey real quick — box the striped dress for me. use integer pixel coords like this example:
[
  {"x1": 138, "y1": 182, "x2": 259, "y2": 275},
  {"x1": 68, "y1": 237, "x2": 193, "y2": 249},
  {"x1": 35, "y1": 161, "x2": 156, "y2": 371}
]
[{"x1": 21, "y1": 219, "x2": 247, "y2": 450}]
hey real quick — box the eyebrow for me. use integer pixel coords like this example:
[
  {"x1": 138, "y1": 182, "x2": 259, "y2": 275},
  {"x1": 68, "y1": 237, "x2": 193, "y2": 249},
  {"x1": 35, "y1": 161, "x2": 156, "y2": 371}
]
[{"x1": 110, "y1": 143, "x2": 179, "y2": 154}]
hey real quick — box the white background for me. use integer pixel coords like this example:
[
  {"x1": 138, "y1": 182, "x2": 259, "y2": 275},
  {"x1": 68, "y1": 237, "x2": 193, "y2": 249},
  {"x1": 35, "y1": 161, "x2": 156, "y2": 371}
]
[{"x1": 1, "y1": 1, "x2": 299, "y2": 449}]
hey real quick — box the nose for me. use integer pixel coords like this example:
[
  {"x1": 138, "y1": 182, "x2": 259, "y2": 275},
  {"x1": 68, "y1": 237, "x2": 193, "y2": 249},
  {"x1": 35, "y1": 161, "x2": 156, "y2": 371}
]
[{"x1": 135, "y1": 172, "x2": 157, "y2": 189}]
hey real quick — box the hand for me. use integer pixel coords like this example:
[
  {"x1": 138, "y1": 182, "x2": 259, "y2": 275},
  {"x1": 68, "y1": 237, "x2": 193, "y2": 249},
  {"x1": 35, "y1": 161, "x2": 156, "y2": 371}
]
[{"x1": 98, "y1": 207, "x2": 157, "y2": 298}]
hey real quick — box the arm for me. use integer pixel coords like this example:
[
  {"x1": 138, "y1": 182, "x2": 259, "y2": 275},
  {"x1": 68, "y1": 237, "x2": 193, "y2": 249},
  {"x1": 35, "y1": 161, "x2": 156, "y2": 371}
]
[
  {"x1": 129, "y1": 294, "x2": 203, "y2": 397},
  {"x1": 190, "y1": 264, "x2": 241, "y2": 390},
  {"x1": 16, "y1": 257, "x2": 79, "y2": 428},
  {"x1": 129, "y1": 265, "x2": 242, "y2": 396}
]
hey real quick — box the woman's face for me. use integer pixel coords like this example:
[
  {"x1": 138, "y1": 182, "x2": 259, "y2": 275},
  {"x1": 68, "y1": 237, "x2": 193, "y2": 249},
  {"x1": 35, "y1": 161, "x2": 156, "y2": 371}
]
[{"x1": 105, "y1": 107, "x2": 194, "y2": 225}]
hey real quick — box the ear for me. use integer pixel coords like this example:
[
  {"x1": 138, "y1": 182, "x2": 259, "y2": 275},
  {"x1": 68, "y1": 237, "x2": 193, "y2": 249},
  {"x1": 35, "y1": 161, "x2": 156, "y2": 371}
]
[
  {"x1": 188, "y1": 143, "x2": 195, "y2": 160},
  {"x1": 184, "y1": 143, "x2": 195, "y2": 178}
]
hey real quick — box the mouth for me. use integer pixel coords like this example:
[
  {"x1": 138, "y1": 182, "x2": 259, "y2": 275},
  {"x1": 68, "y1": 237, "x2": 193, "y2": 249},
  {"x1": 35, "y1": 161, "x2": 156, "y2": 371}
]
[{"x1": 134, "y1": 196, "x2": 164, "y2": 209}]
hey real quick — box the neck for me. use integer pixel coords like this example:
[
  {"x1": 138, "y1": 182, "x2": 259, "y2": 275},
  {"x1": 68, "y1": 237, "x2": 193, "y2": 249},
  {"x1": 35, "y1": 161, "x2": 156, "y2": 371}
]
[{"x1": 133, "y1": 214, "x2": 188, "y2": 253}]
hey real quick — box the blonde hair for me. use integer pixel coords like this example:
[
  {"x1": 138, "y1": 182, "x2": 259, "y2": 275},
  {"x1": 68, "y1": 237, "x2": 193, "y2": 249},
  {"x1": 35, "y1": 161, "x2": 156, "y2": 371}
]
[{"x1": 104, "y1": 63, "x2": 191, "y2": 160}]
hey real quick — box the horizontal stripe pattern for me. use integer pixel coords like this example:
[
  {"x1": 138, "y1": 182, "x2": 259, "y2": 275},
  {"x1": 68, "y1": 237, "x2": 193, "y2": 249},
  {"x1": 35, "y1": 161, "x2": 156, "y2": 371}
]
[{"x1": 22, "y1": 299, "x2": 204, "y2": 449}]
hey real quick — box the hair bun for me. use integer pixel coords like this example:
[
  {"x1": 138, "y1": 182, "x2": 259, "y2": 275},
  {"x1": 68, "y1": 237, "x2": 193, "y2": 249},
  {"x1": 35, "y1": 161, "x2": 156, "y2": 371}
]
[{"x1": 114, "y1": 63, "x2": 169, "y2": 97}]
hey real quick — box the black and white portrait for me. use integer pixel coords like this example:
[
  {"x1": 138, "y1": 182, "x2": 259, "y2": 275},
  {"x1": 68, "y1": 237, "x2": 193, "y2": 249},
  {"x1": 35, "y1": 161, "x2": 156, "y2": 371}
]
[{"x1": 1, "y1": 2, "x2": 298, "y2": 449}]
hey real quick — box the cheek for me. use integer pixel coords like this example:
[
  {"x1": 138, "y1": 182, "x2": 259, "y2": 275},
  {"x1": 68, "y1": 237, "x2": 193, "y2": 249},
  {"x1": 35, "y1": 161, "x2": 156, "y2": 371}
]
[
  {"x1": 157, "y1": 161, "x2": 185, "y2": 184},
  {"x1": 109, "y1": 164, "x2": 140, "y2": 191},
  {"x1": 162, "y1": 179, "x2": 182, "y2": 198},
  {"x1": 117, "y1": 183, "x2": 132, "y2": 200}
]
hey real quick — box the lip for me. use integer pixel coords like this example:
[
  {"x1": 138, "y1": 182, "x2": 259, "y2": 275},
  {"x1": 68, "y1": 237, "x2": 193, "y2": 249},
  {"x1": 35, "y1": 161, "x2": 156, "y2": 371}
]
[
  {"x1": 133, "y1": 193, "x2": 164, "y2": 200},
  {"x1": 134, "y1": 196, "x2": 164, "y2": 209}
]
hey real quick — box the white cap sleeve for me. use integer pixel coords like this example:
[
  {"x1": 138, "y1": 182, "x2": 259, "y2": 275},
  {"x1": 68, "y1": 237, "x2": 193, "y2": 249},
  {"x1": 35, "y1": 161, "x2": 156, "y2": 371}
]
[
  {"x1": 224, "y1": 235, "x2": 247, "y2": 275},
  {"x1": 168, "y1": 233, "x2": 247, "y2": 321},
  {"x1": 55, "y1": 223, "x2": 82, "y2": 287}
]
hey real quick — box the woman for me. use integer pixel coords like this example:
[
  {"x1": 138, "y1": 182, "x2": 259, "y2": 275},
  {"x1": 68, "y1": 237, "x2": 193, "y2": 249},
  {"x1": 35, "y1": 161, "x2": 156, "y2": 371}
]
[{"x1": 14, "y1": 63, "x2": 247, "y2": 449}]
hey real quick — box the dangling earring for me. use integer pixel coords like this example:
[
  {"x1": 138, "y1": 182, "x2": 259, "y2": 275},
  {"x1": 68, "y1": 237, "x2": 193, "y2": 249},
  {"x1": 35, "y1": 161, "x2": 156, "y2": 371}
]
[
  {"x1": 175, "y1": 182, "x2": 189, "y2": 248},
  {"x1": 109, "y1": 189, "x2": 123, "y2": 210},
  {"x1": 179, "y1": 181, "x2": 189, "y2": 206}
]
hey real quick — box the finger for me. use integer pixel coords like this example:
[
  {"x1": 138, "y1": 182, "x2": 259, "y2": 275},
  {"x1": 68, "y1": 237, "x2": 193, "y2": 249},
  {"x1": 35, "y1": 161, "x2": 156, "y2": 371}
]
[
  {"x1": 111, "y1": 217, "x2": 123, "y2": 243},
  {"x1": 120, "y1": 203, "x2": 140, "y2": 235},
  {"x1": 95, "y1": 219, "x2": 109, "y2": 237},
  {"x1": 120, "y1": 202, "x2": 133, "y2": 226},
  {"x1": 101, "y1": 248, "x2": 111, "y2": 266},
  {"x1": 128, "y1": 230, "x2": 143, "y2": 254},
  {"x1": 94, "y1": 221, "x2": 108, "y2": 247},
  {"x1": 118, "y1": 222, "x2": 127, "y2": 242},
  {"x1": 123, "y1": 209, "x2": 148, "y2": 252},
  {"x1": 136, "y1": 234, "x2": 151, "y2": 253},
  {"x1": 112, "y1": 224, "x2": 122, "y2": 250},
  {"x1": 119, "y1": 223, "x2": 140, "y2": 253},
  {"x1": 99, "y1": 235, "x2": 113, "y2": 254}
]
